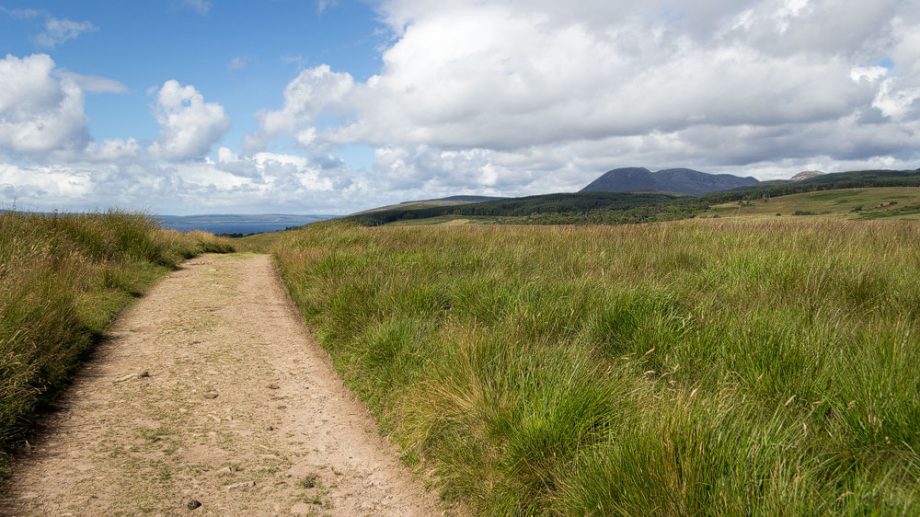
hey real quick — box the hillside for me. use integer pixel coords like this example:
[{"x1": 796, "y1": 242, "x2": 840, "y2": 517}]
[
  {"x1": 580, "y1": 167, "x2": 758, "y2": 195},
  {"x1": 706, "y1": 169, "x2": 920, "y2": 203},
  {"x1": 708, "y1": 187, "x2": 920, "y2": 219},
  {"x1": 354, "y1": 195, "x2": 506, "y2": 215},
  {"x1": 348, "y1": 192, "x2": 694, "y2": 226}
]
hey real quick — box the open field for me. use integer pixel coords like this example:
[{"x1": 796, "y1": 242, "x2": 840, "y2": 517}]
[
  {"x1": 708, "y1": 187, "x2": 920, "y2": 219},
  {"x1": 273, "y1": 219, "x2": 920, "y2": 515},
  {"x1": 0, "y1": 211, "x2": 234, "y2": 475}
]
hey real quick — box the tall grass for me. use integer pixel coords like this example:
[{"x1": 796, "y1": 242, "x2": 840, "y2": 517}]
[
  {"x1": 274, "y1": 219, "x2": 920, "y2": 515},
  {"x1": 0, "y1": 211, "x2": 233, "y2": 476}
]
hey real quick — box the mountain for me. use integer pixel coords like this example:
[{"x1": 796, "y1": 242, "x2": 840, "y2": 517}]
[
  {"x1": 580, "y1": 167, "x2": 759, "y2": 195},
  {"x1": 790, "y1": 170, "x2": 826, "y2": 182}
]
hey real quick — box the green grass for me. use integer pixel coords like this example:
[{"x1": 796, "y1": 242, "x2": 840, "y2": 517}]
[
  {"x1": 233, "y1": 231, "x2": 287, "y2": 253},
  {"x1": 708, "y1": 187, "x2": 920, "y2": 220},
  {"x1": 0, "y1": 211, "x2": 234, "y2": 476},
  {"x1": 273, "y1": 219, "x2": 920, "y2": 515}
]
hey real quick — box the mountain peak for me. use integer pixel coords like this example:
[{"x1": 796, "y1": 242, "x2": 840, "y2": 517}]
[
  {"x1": 580, "y1": 167, "x2": 758, "y2": 195},
  {"x1": 790, "y1": 170, "x2": 826, "y2": 181}
]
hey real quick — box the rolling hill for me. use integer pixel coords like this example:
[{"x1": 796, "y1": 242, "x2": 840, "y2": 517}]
[
  {"x1": 354, "y1": 195, "x2": 507, "y2": 215},
  {"x1": 348, "y1": 192, "x2": 692, "y2": 226},
  {"x1": 708, "y1": 187, "x2": 920, "y2": 219},
  {"x1": 790, "y1": 170, "x2": 826, "y2": 181},
  {"x1": 346, "y1": 168, "x2": 920, "y2": 227},
  {"x1": 580, "y1": 167, "x2": 759, "y2": 195}
]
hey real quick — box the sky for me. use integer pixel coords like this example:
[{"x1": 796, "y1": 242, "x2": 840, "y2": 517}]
[{"x1": 1, "y1": 0, "x2": 919, "y2": 215}]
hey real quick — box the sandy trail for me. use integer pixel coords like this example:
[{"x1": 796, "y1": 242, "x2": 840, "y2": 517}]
[{"x1": 1, "y1": 254, "x2": 441, "y2": 516}]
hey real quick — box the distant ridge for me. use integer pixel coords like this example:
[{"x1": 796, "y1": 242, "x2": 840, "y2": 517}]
[
  {"x1": 580, "y1": 167, "x2": 759, "y2": 195},
  {"x1": 790, "y1": 170, "x2": 826, "y2": 182},
  {"x1": 401, "y1": 195, "x2": 506, "y2": 205}
]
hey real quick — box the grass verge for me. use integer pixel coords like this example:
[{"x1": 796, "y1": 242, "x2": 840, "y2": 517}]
[
  {"x1": 0, "y1": 211, "x2": 234, "y2": 476},
  {"x1": 273, "y1": 219, "x2": 920, "y2": 515}
]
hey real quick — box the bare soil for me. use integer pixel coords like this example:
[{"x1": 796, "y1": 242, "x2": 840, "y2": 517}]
[{"x1": 1, "y1": 254, "x2": 442, "y2": 516}]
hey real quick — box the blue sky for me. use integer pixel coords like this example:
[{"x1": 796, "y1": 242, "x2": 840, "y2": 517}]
[
  {"x1": 1, "y1": 0, "x2": 380, "y2": 164},
  {"x1": 0, "y1": 0, "x2": 918, "y2": 214}
]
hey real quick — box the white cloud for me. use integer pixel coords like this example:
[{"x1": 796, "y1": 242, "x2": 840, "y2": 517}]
[
  {"x1": 247, "y1": 65, "x2": 354, "y2": 152},
  {"x1": 4, "y1": 1, "x2": 920, "y2": 214},
  {"x1": 181, "y1": 0, "x2": 211, "y2": 15},
  {"x1": 58, "y1": 71, "x2": 127, "y2": 93},
  {"x1": 249, "y1": 0, "x2": 920, "y2": 198},
  {"x1": 317, "y1": 0, "x2": 340, "y2": 14},
  {"x1": 84, "y1": 138, "x2": 140, "y2": 162},
  {"x1": 0, "y1": 54, "x2": 89, "y2": 154},
  {"x1": 0, "y1": 147, "x2": 363, "y2": 214},
  {"x1": 1, "y1": 8, "x2": 97, "y2": 48},
  {"x1": 228, "y1": 57, "x2": 248, "y2": 72},
  {"x1": 0, "y1": 162, "x2": 93, "y2": 202},
  {"x1": 35, "y1": 17, "x2": 97, "y2": 48},
  {"x1": 149, "y1": 80, "x2": 230, "y2": 161}
]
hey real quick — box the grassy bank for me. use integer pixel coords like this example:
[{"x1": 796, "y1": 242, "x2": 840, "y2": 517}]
[
  {"x1": 0, "y1": 211, "x2": 233, "y2": 475},
  {"x1": 273, "y1": 219, "x2": 919, "y2": 515}
]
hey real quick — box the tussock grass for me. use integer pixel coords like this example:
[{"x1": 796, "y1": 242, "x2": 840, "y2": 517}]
[
  {"x1": 274, "y1": 219, "x2": 920, "y2": 515},
  {"x1": 0, "y1": 211, "x2": 233, "y2": 475}
]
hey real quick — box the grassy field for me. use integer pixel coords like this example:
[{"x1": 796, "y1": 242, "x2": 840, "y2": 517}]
[
  {"x1": 0, "y1": 211, "x2": 234, "y2": 475},
  {"x1": 273, "y1": 219, "x2": 920, "y2": 515},
  {"x1": 709, "y1": 187, "x2": 920, "y2": 219}
]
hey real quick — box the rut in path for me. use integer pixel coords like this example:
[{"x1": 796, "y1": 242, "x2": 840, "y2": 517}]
[{"x1": 1, "y1": 254, "x2": 441, "y2": 516}]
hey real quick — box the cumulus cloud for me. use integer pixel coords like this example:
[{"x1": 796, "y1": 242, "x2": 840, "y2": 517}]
[
  {"x1": 0, "y1": 162, "x2": 93, "y2": 203},
  {"x1": 246, "y1": 0, "x2": 920, "y2": 196},
  {"x1": 0, "y1": 147, "x2": 368, "y2": 214},
  {"x1": 5, "y1": 1, "x2": 920, "y2": 214},
  {"x1": 149, "y1": 80, "x2": 230, "y2": 161},
  {"x1": 0, "y1": 54, "x2": 89, "y2": 154},
  {"x1": 246, "y1": 65, "x2": 354, "y2": 152},
  {"x1": 84, "y1": 138, "x2": 140, "y2": 162}
]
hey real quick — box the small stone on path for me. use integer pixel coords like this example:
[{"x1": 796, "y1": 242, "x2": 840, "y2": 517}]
[{"x1": 225, "y1": 480, "x2": 256, "y2": 491}]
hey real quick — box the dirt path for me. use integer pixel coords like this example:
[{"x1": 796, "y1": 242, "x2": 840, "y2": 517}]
[{"x1": 2, "y1": 254, "x2": 442, "y2": 516}]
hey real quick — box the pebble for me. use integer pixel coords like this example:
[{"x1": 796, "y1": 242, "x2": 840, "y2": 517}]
[
  {"x1": 225, "y1": 480, "x2": 256, "y2": 491},
  {"x1": 187, "y1": 499, "x2": 202, "y2": 510},
  {"x1": 203, "y1": 392, "x2": 219, "y2": 399}
]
